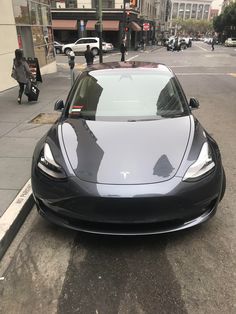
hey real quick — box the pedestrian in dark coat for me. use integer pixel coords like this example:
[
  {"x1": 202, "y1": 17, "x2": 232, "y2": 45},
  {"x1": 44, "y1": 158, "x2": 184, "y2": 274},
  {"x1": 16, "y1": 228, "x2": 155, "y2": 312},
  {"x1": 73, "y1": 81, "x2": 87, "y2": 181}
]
[
  {"x1": 84, "y1": 45, "x2": 94, "y2": 66},
  {"x1": 12, "y1": 49, "x2": 33, "y2": 104},
  {"x1": 120, "y1": 41, "x2": 127, "y2": 62},
  {"x1": 211, "y1": 37, "x2": 216, "y2": 51}
]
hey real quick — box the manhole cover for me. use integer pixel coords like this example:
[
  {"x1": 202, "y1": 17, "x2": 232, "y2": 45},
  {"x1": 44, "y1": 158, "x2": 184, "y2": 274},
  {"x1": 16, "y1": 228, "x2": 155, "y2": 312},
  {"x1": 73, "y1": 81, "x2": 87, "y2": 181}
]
[{"x1": 30, "y1": 113, "x2": 60, "y2": 124}]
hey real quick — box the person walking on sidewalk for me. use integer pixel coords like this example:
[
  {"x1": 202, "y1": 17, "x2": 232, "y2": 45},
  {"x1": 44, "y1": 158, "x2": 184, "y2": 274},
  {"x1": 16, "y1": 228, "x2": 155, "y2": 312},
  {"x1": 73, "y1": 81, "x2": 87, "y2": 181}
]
[
  {"x1": 120, "y1": 40, "x2": 127, "y2": 62},
  {"x1": 84, "y1": 45, "x2": 94, "y2": 66},
  {"x1": 12, "y1": 49, "x2": 33, "y2": 104}
]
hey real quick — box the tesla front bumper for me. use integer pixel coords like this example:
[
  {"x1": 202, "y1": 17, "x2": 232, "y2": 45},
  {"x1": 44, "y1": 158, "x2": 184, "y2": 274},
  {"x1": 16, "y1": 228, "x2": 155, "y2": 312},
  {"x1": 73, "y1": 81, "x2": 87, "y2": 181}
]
[{"x1": 32, "y1": 166, "x2": 222, "y2": 235}]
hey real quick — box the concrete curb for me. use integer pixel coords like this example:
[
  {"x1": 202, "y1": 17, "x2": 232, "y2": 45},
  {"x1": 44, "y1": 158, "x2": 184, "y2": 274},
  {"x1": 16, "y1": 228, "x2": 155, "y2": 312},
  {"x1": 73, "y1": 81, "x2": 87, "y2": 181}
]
[{"x1": 0, "y1": 179, "x2": 34, "y2": 260}]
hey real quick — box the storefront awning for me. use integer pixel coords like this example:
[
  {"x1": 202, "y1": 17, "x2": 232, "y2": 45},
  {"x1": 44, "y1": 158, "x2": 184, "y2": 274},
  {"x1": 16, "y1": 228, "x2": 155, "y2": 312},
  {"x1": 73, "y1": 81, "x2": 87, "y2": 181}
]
[
  {"x1": 129, "y1": 21, "x2": 142, "y2": 32},
  {"x1": 86, "y1": 20, "x2": 120, "y2": 31},
  {"x1": 52, "y1": 20, "x2": 77, "y2": 30}
]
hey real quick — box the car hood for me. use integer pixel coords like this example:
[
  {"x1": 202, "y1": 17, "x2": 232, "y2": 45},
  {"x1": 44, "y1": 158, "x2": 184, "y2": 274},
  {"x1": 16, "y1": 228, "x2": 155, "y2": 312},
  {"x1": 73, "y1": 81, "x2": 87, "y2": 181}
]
[
  {"x1": 63, "y1": 43, "x2": 74, "y2": 48},
  {"x1": 61, "y1": 117, "x2": 191, "y2": 184}
]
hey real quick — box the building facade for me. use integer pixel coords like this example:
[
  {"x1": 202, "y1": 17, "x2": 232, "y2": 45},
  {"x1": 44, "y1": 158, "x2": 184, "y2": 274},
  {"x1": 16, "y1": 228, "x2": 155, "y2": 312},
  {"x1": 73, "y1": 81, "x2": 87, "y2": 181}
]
[
  {"x1": 170, "y1": 0, "x2": 212, "y2": 20},
  {"x1": 0, "y1": 0, "x2": 56, "y2": 92},
  {"x1": 50, "y1": 0, "x2": 171, "y2": 48},
  {"x1": 210, "y1": 8, "x2": 219, "y2": 19}
]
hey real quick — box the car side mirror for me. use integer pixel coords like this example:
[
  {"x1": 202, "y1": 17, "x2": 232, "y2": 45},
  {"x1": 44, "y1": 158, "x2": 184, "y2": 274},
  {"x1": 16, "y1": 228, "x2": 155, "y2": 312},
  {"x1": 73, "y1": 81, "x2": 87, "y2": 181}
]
[
  {"x1": 54, "y1": 99, "x2": 64, "y2": 111},
  {"x1": 189, "y1": 97, "x2": 200, "y2": 110}
]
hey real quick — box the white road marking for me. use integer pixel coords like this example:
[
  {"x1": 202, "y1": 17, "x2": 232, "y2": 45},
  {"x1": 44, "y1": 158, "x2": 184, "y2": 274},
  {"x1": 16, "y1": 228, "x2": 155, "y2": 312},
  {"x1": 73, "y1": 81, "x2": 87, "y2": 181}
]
[
  {"x1": 193, "y1": 43, "x2": 209, "y2": 51},
  {"x1": 127, "y1": 55, "x2": 139, "y2": 61}
]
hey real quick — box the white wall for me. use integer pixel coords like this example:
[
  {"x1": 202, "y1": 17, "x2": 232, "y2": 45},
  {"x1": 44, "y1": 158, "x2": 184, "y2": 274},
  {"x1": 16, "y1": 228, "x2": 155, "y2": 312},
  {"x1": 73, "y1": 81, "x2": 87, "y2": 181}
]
[
  {"x1": 115, "y1": 0, "x2": 124, "y2": 9},
  {"x1": 77, "y1": 0, "x2": 92, "y2": 8},
  {"x1": 0, "y1": 0, "x2": 19, "y2": 92}
]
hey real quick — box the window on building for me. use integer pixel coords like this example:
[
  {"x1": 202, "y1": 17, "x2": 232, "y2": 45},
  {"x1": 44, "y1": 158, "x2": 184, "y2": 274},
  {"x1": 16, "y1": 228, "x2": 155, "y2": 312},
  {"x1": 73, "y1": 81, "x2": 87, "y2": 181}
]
[
  {"x1": 13, "y1": 0, "x2": 30, "y2": 24},
  {"x1": 179, "y1": 3, "x2": 184, "y2": 19},
  {"x1": 32, "y1": 26, "x2": 45, "y2": 66},
  {"x1": 29, "y1": 1, "x2": 43, "y2": 25},
  {"x1": 92, "y1": 0, "x2": 115, "y2": 9},
  {"x1": 191, "y1": 4, "x2": 197, "y2": 19},
  {"x1": 50, "y1": 0, "x2": 57, "y2": 8},
  {"x1": 41, "y1": 4, "x2": 51, "y2": 25},
  {"x1": 185, "y1": 4, "x2": 191, "y2": 19},
  {"x1": 197, "y1": 5, "x2": 203, "y2": 19},
  {"x1": 172, "y1": 3, "x2": 178, "y2": 19},
  {"x1": 203, "y1": 5, "x2": 210, "y2": 20},
  {"x1": 65, "y1": 0, "x2": 77, "y2": 8}
]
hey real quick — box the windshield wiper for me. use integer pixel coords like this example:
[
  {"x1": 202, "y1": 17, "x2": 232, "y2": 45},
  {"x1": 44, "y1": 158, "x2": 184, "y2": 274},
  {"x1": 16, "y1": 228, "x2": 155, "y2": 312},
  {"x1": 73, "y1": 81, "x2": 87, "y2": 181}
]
[
  {"x1": 128, "y1": 118, "x2": 162, "y2": 122},
  {"x1": 160, "y1": 113, "x2": 185, "y2": 118}
]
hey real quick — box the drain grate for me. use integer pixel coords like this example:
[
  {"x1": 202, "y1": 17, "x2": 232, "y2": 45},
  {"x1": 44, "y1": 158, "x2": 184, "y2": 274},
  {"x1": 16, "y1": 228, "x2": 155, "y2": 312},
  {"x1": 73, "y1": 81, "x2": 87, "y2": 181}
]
[{"x1": 30, "y1": 113, "x2": 60, "y2": 124}]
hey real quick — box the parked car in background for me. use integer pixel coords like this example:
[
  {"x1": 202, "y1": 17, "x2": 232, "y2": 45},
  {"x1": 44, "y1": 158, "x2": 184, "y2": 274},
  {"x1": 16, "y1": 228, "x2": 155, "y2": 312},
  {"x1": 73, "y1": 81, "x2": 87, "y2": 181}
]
[
  {"x1": 204, "y1": 37, "x2": 212, "y2": 44},
  {"x1": 54, "y1": 41, "x2": 63, "y2": 54},
  {"x1": 182, "y1": 37, "x2": 192, "y2": 47},
  {"x1": 167, "y1": 37, "x2": 187, "y2": 51},
  {"x1": 62, "y1": 37, "x2": 114, "y2": 55},
  {"x1": 224, "y1": 38, "x2": 236, "y2": 47}
]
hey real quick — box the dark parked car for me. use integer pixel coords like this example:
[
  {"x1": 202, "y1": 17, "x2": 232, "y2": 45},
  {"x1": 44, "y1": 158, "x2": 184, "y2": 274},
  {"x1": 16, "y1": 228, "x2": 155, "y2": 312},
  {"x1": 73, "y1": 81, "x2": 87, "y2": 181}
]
[
  {"x1": 54, "y1": 41, "x2": 63, "y2": 54},
  {"x1": 31, "y1": 62, "x2": 226, "y2": 235}
]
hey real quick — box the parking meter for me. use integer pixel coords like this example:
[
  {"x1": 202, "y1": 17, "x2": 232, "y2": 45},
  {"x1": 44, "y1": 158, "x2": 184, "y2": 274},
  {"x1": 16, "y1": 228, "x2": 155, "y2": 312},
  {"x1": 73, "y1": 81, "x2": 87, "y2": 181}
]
[
  {"x1": 68, "y1": 51, "x2": 75, "y2": 85},
  {"x1": 68, "y1": 50, "x2": 75, "y2": 69}
]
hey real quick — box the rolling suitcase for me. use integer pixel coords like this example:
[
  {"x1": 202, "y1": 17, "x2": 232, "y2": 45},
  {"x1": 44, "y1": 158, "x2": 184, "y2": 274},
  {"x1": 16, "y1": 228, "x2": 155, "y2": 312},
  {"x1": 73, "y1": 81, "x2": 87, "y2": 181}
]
[{"x1": 27, "y1": 81, "x2": 40, "y2": 101}]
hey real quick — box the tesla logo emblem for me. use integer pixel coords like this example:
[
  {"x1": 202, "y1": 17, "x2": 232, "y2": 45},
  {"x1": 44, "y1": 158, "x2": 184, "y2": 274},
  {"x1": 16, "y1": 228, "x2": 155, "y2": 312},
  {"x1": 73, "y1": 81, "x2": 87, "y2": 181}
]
[{"x1": 120, "y1": 171, "x2": 130, "y2": 179}]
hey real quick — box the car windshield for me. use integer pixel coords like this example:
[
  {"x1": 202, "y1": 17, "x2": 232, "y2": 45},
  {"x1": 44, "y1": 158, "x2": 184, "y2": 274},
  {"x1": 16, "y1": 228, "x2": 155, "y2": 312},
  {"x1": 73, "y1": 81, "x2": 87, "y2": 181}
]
[{"x1": 67, "y1": 69, "x2": 189, "y2": 121}]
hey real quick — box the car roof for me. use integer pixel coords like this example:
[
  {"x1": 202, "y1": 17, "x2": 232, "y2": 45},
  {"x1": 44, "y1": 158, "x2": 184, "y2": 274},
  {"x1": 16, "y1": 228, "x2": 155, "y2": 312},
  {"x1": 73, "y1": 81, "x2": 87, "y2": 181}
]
[
  {"x1": 77, "y1": 37, "x2": 99, "y2": 40},
  {"x1": 85, "y1": 61, "x2": 174, "y2": 76}
]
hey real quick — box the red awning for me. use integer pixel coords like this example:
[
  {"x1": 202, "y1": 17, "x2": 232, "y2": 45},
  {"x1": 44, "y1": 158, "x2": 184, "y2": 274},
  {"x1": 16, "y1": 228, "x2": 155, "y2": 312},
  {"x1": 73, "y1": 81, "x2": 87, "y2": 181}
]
[
  {"x1": 86, "y1": 20, "x2": 120, "y2": 31},
  {"x1": 52, "y1": 20, "x2": 77, "y2": 30}
]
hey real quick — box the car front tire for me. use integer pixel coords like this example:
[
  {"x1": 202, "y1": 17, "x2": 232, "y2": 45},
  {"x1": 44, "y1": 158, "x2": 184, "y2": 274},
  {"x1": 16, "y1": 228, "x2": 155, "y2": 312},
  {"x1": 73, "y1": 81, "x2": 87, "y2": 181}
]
[{"x1": 64, "y1": 48, "x2": 72, "y2": 55}]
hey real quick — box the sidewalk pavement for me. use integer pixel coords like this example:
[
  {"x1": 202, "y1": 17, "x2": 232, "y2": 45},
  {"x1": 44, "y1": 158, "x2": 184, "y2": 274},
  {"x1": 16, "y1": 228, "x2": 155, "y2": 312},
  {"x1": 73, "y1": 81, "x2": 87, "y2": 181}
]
[{"x1": 0, "y1": 66, "x2": 71, "y2": 259}]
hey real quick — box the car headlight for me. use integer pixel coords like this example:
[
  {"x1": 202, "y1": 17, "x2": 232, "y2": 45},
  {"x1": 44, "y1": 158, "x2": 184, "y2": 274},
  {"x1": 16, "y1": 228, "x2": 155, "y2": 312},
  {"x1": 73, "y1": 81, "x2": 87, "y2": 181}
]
[
  {"x1": 37, "y1": 143, "x2": 66, "y2": 179},
  {"x1": 183, "y1": 142, "x2": 215, "y2": 181}
]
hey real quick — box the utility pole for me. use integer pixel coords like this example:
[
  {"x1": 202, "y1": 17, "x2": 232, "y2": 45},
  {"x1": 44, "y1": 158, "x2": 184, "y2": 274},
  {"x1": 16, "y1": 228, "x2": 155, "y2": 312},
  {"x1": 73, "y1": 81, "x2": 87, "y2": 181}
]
[
  {"x1": 98, "y1": 0, "x2": 103, "y2": 63},
  {"x1": 123, "y1": 0, "x2": 130, "y2": 48},
  {"x1": 123, "y1": 0, "x2": 126, "y2": 40}
]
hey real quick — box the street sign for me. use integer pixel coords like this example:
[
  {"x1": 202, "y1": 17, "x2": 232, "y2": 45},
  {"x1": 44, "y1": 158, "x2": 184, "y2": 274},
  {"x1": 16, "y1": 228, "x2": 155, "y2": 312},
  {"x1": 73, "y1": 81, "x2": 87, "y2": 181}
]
[
  {"x1": 80, "y1": 20, "x2": 84, "y2": 31},
  {"x1": 143, "y1": 23, "x2": 150, "y2": 31}
]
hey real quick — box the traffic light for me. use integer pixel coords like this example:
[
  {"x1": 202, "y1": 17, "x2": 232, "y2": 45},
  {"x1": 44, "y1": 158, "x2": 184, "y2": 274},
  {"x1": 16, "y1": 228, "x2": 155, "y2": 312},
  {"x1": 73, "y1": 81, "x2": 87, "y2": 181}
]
[
  {"x1": 130, "y1": 0, "x2": 137, "y2": 7},
  {"x1": 126, "y1": 11, "x2": 131, "y2": 24}
]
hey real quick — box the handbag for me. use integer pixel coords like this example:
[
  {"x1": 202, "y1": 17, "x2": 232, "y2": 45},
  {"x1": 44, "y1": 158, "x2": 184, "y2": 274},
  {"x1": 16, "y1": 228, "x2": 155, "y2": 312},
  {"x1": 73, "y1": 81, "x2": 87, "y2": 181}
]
[
  {"x1": 11, "y1": 66, "x2": 17, "y2": 80},
  {"x1": 24, "y1": 80, "x2": 31, "y2": 96}
]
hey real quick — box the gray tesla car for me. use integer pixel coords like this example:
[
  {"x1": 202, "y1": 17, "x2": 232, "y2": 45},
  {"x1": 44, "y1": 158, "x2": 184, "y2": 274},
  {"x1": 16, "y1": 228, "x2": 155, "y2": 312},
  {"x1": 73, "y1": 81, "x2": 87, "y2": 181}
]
[{"x1": 31, "y1": 62, "x2": 226, "y2": 235}]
